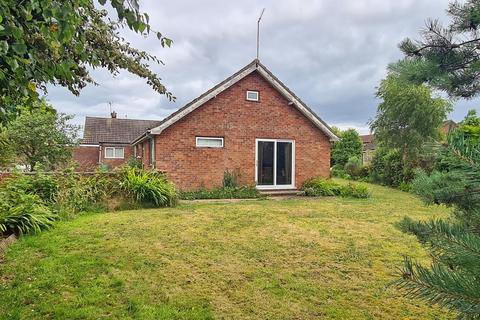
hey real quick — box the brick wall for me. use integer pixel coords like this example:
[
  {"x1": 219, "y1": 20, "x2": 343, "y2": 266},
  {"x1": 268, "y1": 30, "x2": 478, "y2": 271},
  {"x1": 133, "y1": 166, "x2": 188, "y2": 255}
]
[
  {"x1": 154, "y1": 71, "x2": 332, "y2": 190},
  {"x1": 73, "y1": 146, "x2": 99, "y2": 171},
  {"x1": 73, "y1": 144, "x2": 133, "y2": 170}
]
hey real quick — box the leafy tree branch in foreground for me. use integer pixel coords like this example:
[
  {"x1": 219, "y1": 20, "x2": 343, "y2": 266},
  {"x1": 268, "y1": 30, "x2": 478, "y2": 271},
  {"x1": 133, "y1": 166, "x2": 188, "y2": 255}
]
[{"x1": 0, "y1": 0, "x2": 173, "y2": 108}]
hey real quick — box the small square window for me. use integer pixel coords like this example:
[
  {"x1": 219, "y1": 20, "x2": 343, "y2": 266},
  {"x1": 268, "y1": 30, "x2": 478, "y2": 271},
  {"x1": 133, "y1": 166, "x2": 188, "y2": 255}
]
[
  {"x1": 196, "y1": 137, "x2": 224, "y2": 148},
  {"x1": 246, "y1": 90, "x2": 259, "y2": 101}
]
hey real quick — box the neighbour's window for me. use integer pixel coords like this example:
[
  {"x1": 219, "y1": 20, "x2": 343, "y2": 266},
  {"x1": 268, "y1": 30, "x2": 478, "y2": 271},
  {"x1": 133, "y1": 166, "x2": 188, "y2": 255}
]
[
  {"x1": 196, "y1": 137, "x2": 224, "y2": 148},
  {"x1": 105, "y1": 147, "x2": 124, "y2": 159},
  {"x1": 246, "y1": 90, "x2": 259, "y2": 101}
]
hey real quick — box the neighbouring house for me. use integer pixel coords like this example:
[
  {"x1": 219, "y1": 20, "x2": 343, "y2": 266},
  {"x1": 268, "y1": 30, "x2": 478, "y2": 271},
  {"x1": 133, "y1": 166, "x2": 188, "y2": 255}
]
[
  {"x1": 360, "y1": 134, "x2": 375, "y2": 165},
  {"x1": 74, "y1": 59, "x2": 338, "y2": 190},
  {"x1": 73, "y1": 113, "x2": 160, "y2": 170},
  {"x1": 442, "y1": 120, "x2": 457, "y2": 136}
]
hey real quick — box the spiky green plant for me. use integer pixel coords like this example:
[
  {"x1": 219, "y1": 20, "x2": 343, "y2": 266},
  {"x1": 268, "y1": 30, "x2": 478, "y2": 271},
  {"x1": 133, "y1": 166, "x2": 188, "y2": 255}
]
[
  {"x1": 120, "y1": 168, "x2": 177, "y2": 207},
  {"x1": 0, "y1": 192, "x2": 56, "y2": 235}
]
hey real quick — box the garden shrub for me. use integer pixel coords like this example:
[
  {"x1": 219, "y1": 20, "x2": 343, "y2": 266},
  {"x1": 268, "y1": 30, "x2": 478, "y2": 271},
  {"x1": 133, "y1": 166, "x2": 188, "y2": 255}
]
[
  {"x1": 340, "y1": 183, "x2": 370, "y2": 199},
  {"x1": 0, "y1": 189, "x2": 56, "y2": 235},
  {"x1": 303, "y1": 177, "x2": 343, "y2": 196},
  {"x1": 344, "y1": 156, "x2": 362, "y2": 178},
  {"x1": 2, "y1": 171, "x2": 58, "y2": 204},
  {"x1": 302, "y1": 177, "x2": 370, "y2": 199},
  {"x1": 370, "y1": 148, "x2": 410, "y2": 187},
  {"x1": 119, "y1": 168, "x2": 177, "y2": 207},
  {"x1": 55, "y1": 169, "x2": 114, "y2": 217},
  {"x1": 180, "y1": 186, "x2": 262, "y2": 200},
  {"x1": 331, "y1": 164, "x2": 350, "y2": 179}
]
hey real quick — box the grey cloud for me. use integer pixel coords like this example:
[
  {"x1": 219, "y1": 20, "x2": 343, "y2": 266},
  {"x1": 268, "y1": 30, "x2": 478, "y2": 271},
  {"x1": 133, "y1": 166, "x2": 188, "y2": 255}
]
[{"x1": 48, "y1": 0, "x2": 479, "y2": 134}]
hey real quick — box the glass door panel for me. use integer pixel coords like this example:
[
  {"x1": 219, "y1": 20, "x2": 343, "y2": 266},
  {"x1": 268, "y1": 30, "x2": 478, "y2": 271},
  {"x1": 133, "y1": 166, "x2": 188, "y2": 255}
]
[
  {"x1": 257, "y1": 141, "x2": 274, "y2": 185},
  {"x1": 276, "y1": 142, "x2": 292, "y2": 185}
]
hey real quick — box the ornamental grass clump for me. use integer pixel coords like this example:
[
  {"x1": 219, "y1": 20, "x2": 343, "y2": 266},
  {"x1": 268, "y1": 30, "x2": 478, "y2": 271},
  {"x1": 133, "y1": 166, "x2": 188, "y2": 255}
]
[
  {"x1": 120, "y1": 168, "x2": 178, "y2": 207},
  {"x1": 0, "y1": 189, "x2": 56, "y2": 236},
  {"x1": 0, "y1": 172, "x2": 58, "y2": 236}
]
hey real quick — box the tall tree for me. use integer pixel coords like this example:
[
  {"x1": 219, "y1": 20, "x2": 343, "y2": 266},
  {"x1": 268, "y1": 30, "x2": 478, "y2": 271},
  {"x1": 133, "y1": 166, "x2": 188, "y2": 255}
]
[
  {"x1": 394, "y1": 0, "x2": 480, "y2": 98},
  {"x1": 0, "y1": 0, "x2": 173, "y2": 110},
  {"x1": 331, "y1": 128, "x2": 363, "y2": 166},
  {"x1": 395, "y1": 111, "x2": 480, "y2": 318},
  {"x1": 370, "y1": 74, "x2": 452, "y2": 162},
  {"x1": 7, "y1": 101, "x2": 78, "y2": 171}
]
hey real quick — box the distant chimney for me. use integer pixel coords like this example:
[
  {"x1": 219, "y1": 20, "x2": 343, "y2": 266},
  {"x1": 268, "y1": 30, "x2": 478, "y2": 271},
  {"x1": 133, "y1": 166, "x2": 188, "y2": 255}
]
[{"x1": 111, "y1": 110, "x2": 117, "y2": 119}]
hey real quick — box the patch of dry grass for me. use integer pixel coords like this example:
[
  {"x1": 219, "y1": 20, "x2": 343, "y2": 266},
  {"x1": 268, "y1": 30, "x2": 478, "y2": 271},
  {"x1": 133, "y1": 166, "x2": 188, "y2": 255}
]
[{"x1": 0, "y1": 182, "x2": 452, "y2": 319}]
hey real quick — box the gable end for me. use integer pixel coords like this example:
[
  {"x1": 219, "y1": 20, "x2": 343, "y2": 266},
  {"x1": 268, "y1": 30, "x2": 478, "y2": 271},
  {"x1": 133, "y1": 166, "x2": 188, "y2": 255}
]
[{"x1": 149, "y1": 60, "x2": 339, "y2": 141}]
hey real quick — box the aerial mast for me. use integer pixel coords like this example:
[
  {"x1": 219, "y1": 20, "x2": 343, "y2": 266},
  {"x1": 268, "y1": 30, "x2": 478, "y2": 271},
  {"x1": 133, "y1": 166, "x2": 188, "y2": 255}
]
[{"x1": 256, "y1": 8, "x2": 265, "y2": 60}]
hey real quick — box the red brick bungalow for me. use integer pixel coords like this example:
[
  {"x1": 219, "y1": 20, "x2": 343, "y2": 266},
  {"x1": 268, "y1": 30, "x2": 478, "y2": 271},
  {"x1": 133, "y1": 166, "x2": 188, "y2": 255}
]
[
  {"x1": 74, "y1": 115, "x2": 160, "y2": 170},
  {"x1": 130, "y1": 60, "x2": 339, "y2": 190}
]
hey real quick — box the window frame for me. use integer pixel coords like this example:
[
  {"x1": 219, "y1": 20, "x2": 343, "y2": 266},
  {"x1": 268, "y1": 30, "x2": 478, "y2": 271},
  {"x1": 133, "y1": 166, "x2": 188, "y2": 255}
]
[
  {"x1": 246, "y1": 90, "x2": 259, "y2": 102},
  {"x1": 195, "y1": 136, "x2": 224, "y2": 148},
  {"x1": 104, "y1": 146, "x2": 125, "y2": 159}
]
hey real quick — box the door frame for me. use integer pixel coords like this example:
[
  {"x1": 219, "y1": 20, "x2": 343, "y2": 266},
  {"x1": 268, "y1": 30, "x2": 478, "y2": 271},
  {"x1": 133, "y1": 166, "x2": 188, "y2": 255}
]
[{"x1": 255, "y1": 138, "x2": 296, "y2": 190}]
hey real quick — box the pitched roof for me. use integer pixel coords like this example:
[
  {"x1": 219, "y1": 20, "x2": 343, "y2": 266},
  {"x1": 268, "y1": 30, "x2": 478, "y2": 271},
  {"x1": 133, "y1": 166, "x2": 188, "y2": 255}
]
[
  {"x1": 144, "y1": 59, "x2": 339, "y2": 142},
  {"x1": 360, "y1": 134, "x2": 376, "y2": 151},
  {"x1": 81, "y1": 116, "x2": 161, "y2": 144},
  {"x1": 360, "y1": 134, "x2": 374, "y2": 143}
]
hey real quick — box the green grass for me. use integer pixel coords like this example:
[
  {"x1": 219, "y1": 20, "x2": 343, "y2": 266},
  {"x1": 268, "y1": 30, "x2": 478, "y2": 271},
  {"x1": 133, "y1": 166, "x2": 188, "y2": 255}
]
[{"x1": 0, "y1": 182, "x2": 453, "y2": 319}]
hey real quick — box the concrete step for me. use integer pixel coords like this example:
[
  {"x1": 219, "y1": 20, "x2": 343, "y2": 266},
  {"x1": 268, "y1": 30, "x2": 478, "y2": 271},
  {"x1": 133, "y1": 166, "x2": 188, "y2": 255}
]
[{"x1": 259, "y1": 189, "x2": 303, "y2": 196}]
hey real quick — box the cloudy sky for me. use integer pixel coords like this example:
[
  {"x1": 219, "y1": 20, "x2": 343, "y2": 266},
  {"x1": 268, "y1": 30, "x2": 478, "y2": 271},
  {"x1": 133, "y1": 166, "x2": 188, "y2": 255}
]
[{"x1": 47, "y1": 0, "x2": 479, "y2": 134}]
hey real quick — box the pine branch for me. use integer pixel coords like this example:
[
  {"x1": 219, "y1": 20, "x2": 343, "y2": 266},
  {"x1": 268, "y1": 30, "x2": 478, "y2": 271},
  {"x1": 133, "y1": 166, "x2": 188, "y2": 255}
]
[{"x1": 395, "y1": 257, "x2": 480, "y2": 317}]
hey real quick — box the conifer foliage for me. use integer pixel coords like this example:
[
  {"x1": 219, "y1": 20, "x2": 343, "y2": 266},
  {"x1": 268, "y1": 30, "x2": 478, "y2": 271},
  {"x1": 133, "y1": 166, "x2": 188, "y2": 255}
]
[
  {"x1": 395, "y1": 0, "x2": 480, "y2": 98},
  {"x1": 395, "y1": 110, "x2": 480, "y2": 319}
]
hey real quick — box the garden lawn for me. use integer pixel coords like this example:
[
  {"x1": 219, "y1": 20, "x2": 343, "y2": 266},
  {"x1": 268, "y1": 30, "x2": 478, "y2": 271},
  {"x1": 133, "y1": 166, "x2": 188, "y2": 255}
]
[{"x1": 0, "y1": 182, "x2": 453, "y2": 319}]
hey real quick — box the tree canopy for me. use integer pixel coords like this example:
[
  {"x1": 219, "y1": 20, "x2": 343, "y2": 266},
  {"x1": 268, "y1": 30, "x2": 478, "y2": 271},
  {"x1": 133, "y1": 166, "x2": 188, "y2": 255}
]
[
  {"x1": 331, "y1": 128, "x2": 363, "y2": 166},
  {"x1": 394, "y1": 0, "x2": 480, "y2": 98},
  {"x1": 370, "y1": 74, "x2": 452, "y2": 161},
  {"x1": 7, "y1": 101, "x2": 78, "y2": 171},
  {"x1": 0, "y1": 0, "x2": 173, "y2": 111}
]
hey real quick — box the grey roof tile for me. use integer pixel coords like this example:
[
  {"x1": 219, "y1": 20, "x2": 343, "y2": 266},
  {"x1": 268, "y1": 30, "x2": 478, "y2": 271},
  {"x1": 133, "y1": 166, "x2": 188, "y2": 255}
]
[{"x1": 81, "y1": 117, "x2": 161, "y2": 144}]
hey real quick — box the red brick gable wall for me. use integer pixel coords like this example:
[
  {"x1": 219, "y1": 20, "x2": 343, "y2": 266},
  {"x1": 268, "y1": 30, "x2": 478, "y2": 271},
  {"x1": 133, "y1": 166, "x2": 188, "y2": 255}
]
[
  {"x1": 154, "y1": 71, "x2": 331, "y2": 190},
  {"x1": 73, "y1": 146, "x2": 99, "y2": 170}
]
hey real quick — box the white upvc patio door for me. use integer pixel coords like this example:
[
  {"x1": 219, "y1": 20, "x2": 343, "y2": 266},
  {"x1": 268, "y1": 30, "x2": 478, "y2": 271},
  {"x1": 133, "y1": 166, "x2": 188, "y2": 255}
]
[{"x1": 255, "y1": 139, "x2": 295, "y2": 189}]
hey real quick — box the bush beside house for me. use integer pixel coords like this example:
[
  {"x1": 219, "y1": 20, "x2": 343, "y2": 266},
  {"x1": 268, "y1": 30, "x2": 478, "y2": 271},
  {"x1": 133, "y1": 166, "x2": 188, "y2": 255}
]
[{"x1": 302, "y1": 177, "x2": 370, "y2": 199}]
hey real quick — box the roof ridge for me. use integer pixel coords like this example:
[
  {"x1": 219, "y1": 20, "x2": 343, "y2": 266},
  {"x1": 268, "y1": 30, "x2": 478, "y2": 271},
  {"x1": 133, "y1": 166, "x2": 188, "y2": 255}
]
[{"x1": 85, "y1": 116, "x2": 161, "y2": 122}]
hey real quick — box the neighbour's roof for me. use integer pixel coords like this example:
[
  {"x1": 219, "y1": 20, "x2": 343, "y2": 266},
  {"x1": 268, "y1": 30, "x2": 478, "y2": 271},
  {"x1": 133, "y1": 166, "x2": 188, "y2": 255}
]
[
  {"x1": 134, "y1": 59, "x2": 339, "y2": 144},
  {"x1": 360, "y1": 134, "x2": 376, "y2": 151},
  {"x1": 360, "y1": 134, "x2": 374, "y2": 143},
  {"x1": 81, "y1": 116, "x2": 161, "y2": 144}
]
